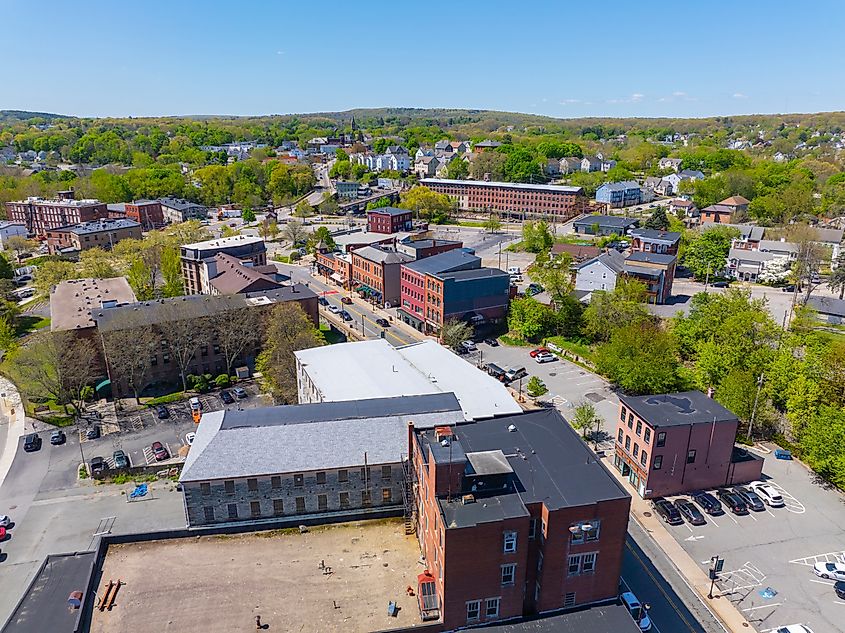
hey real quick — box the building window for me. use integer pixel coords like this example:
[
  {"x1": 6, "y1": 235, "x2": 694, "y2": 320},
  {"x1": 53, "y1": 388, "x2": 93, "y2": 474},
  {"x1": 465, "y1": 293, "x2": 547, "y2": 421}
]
[
  {"x1": 641, "y1": 450, "x2": 648, "y2": 467},
  {"x1": 227, "y1": 504, "x2": 238, "y2": 519},
  {"x1": 535, "y1": 582, "x2": 541, "y2": 602},
  {"x1": 247, "y1": 478, "x2": 258, "y2": 492},
  {"x1": 361, "y1": 466, "x2": 371, "y2": 481},
  {"x1": 224, "y1": 480, "x2": 235, "y2": 494},
  {"x1": 564, "y1": 592, "x2": 576, "y2": 607},
  {"x1": 620, "y1": 407, "x2": 627, "y2": 421},
  {"x1": 316, "y1": 471, "x2": 326, "y2": 485},
  {"x1": 250, "y1": 501, "x2": 261, "y2": 518},
  {"x1": 466, "y1": 600, "x2": 480, "y2": 623},
  {"x1": 528, "y1": 518, "x2": 537, "y2": 540},
  {"x1": 503, "y1": 531, "x2": 517, "y2": 553},
  {"x1": 582, "y1": 552, "x2": 597, "y2": 574},
  {"x1": 624, "y1": 436, "x2": 631, "y2": 451},
  {"x1": 200, "y1": 482, "x2": 211, "y2": 496},
  {"x1": 635, "y1": 421, "x2": 642, "y2": 436},
  {"x1": 656, "y1": 432, "x2": 666, "y2": 447},
  {"x1": 501, "y1": 563, "x2": 516, "y2": 586},
  {"x1": 271, "y1": 476, "x2": 281, "y2": 489},
  {"x1": 203, "y1": 506, "x2": 214, "y2": 522},
  {"x1": 633, "y1": 443, "x2": 639, "y2": 458},
  {"x1": 295, "y1": 497, "x2": 306, "y2": 513},
  {"x1": 338, "y1": 469, "x2": 348, "y2": 483},
  {"x1": 294, "y1": 474, "x2": 304, "y2": 487},
  {"x1": 568, "y1": 555, "x2": 581, "y2": 576},
  {"x1": 644, "y1": 428, "x2": 651, "y2": 444},
  {"x1": 318, "y1": 494, "x2": 328, "y2": 511},
  {"x1": 381, "y1": 465, "x2": 392, "y2": 480},
  {"x1": 485, "y1": 597, "x2": 500, "y2": 619},
  {"x1": 362, "y1": 490, "x2": 372, "y2": 506},
  {"x1": 382, "y1": 488, "x2": 392, "y2": 503},
  {"x1": 654, "y1": 455, "x2": 663, "y2": 470},
  {"x1": 628, "y1": 413, "x2": 634, "y2": 428},
  {"x1": 273, "y1": 499, "x2": 283, "y2": 516},
  {"x1": 537, "y1": 551, "x2": 543, "y2": 572},
  {"x1": 687, "y1": 449, "x2": 697, "y2": 464},
  {"x1": 339, "y1": 492, "x2": 350, "y2": 508},
  {"x1": 617, "y1": 428, "x2": 624, "y2": 443}
]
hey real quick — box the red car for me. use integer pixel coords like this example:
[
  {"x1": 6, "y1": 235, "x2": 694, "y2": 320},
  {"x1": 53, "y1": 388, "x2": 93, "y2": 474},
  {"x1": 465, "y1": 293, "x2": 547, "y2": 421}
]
[
  {"x1": 529, "y1": 347, "x2": 550, "y2": 358},
  {"x1": 152, "y1": 441, "x2": 169, "y2": 461}
]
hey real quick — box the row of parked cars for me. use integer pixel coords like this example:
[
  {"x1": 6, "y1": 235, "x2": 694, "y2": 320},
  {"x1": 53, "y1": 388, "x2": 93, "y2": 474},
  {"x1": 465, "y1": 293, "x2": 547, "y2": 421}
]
[{"x1": 651, "y1": 481, "x2": 786, "y2": 526}]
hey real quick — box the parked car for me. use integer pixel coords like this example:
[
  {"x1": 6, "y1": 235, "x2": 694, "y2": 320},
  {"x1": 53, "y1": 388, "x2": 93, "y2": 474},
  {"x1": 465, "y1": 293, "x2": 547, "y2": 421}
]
[
  {"x1": 89, "y1": 456, "x2": 107, "y2": 475},
  {"x1": 155, "y1": 404, "x2": 169, "y2": 419},
  {"x1": 748, "y1": 482, "x2": 785, "y2": 507},
  {"x1": 112, "y1": 450, "x2": 130, "y2": 469},
  {"x1": 732, "y1": 486, "x2": 765, "y2": 512},
  {"x1": 318, "y1": 296, "x2": 329, "y2": 306},
  {"x1": 483, "y1": 338, "x2": 499, "y2": 347},
  {"x1": 691, "y1": 491, "x2": 724, "y2": 515},
  {"x1": 651, "y1": 497, "x2": 684, "y2": 525},
  {"x1": 460, "y1": 340, "x2": 477, "y2": 353},
  {"x1": 375, "y1": 318, "x2": 390, "y2": 327},
  {"x1": 716, "y1": 488, "x2": 749, "y2": 515},
  {"x1": 529, "y1": 347, "x2": 550, "y2": 358},
  {"x1": 535, "y1": 351, "x2": 556, "y2": 364},
  {"x1": 189, "y1": 397, "x2": 202, "y2": 411},
  {"x1": 0, "y1": 515, "x2": 11, "y2": 527},
  {"x1": 781, "y1": 284, "x2": 796, "y2": 292},
  {"x1": 673, "y1": 499, "x2": 706, "y2": 525},
  {"x1": 23, "y1": 433, "x2": 41, "y2": 452},
  {"x1": 711, "y1": 281, "x2": 730, "y2": 288},
  {"x1": 773, "y1": 626, "x2": 814, "y2": 633},
  {"x1": 328, "y1": 304, "x2": 341, "y2": 314},
  {"x1": 50, "y1": 430, "x2": 66, "y2": 445},
  {"x1": 504, "y1": 366, "x2": 527, "y2": 383},
  {"x1": 152, "y1": 441, "x2": 169, "y2": 461},
  {"x1": 85, "y1": 426, "x2": 101, "y2": 440},
  {"x1": 220, "y1": 390, "x2": 235, "y2": 404},
  {"x1": 341, "y1": 296, "x2": 353, "y2": 304},
  {"x1": 814, "y1": 562, "x2": 845, "y2": 581},
  {"x1": 340, "y1": 310, "x2": 353, "y2": 322},
  {"x1": 185, "y1": 432, "x2": 196, "y2": 446},
  {"x1": 834, "y1": 580, "x2": 845, "y2": 600},
  {"x1": 527, "y1": 283, "x2": 544, "y2": 296},
  {"x1": 620, "y1": 591, "x2": 652, "y2": 631},
  {"x1": 233, "y1": 386, "x2": 247, "y2": 399}
]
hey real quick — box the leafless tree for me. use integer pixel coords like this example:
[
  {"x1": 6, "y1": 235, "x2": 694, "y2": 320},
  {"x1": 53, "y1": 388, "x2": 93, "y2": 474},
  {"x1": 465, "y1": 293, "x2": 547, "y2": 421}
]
[
  {"x1": 101, "y1": 317, "x2": 160, "y2": 404},
  {"x1": 158, "y1": 303, "x2": 210, "y2": 391},
  {"x1": 211, "y1": 305, "x2": 262, "y2": 376},
  {"x1": 788, "y1": 224, "x2": 826, "y2": 303},
  {"x1": 282, "y1": 220, "x2": 307, "y2": 246}
]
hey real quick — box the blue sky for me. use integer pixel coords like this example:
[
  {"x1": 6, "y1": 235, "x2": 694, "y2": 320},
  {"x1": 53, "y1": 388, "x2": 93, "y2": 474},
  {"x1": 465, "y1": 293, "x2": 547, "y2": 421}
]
[{"x1": 2, "y1": 0, "x2": 843, "y2": 119}]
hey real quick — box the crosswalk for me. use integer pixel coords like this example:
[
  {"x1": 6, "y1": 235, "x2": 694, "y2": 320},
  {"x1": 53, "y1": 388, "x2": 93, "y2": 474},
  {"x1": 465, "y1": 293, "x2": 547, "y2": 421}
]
[{"x1": 789, "y1": 550, "x2": 845, "y2": 567}]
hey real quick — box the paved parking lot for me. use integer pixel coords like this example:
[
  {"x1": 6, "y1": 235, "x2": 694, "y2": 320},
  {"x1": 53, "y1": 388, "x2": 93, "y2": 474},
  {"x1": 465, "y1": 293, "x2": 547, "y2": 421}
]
[{"x1": 653, "y1": 451, "x2": 845, "y2": 632}]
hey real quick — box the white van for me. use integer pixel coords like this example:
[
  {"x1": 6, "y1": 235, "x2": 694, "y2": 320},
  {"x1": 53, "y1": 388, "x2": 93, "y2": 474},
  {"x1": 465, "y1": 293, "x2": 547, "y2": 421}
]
[
  {"x1": 620, "y1": 591, "x2": 652, "y2": 631},
  {"x1": 507, "y1": 266, "x2": 521, "y2": 276},
  {"x1": 189, "y1": 397, "x2": 202, "y2": 412}
]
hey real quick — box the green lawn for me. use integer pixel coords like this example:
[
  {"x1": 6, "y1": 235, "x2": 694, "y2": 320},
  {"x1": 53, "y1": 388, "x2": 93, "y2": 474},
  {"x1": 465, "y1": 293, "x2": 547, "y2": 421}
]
[
  {"x1": 544, "y1": 336, "x2": 597, "y2": 365},
  {"x1": 319, "y1": 323, "x2": 346, "y2": 344},
  {"x1": 15, "y1": 315, "x2": 50, "y2": 337},
  {"x1": 143, "y1": 391, "x2": 186, "y2": 406}
]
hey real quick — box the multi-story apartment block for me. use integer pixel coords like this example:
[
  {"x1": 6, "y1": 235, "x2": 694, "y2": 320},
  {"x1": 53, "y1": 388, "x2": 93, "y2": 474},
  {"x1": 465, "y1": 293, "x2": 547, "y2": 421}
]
[
  {"x1": 44, "y1": 218, "x2": 142, "y2": 255},
  {"x1": 595, "y1": 181, "x2": 643, "y2": 208},
  {"x1": 350, "y1": 246, "x2": 413, "y2": 307},
  {"x1": 124, "y1": 199, "x2": 164, "y2": 230},
  {"x1": 419, "y1": 179, "x2": 586, "y2": 221},
  {"x1": 630, "y1": 228, "x2": 681, "y2": 255},
  {"x1": 6, "y1": 190, "x2": 108, "y2": 236},
  {"x1": 613, "y1": 391, "x2": 763, "y2": 498},
  {"x1": 367, "y1": 207, "x2": 413, "y2": 234},
  {"x1": 159, "y1": 197, "x2": 209, "y2": 223},
  {"x1": 411, "y1": 409, "x2": 631, "y2": 628},
  {"x1": 180, "y1": 235, "x2": 267, "y2": 295}
]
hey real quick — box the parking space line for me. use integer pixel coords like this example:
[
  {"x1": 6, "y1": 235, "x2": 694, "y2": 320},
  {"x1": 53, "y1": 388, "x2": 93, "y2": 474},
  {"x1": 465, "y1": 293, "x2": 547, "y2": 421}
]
[
  {"x1": 747, "y1": 512, "x2": 758, "y2": 522},
  {"x1": 766, "y1": 481, "x2": 805, "y2": 514},
  {"x1": 742, "y1": 603, "x2": 782, "y2": 612},
  {"x1": 789, "y1": 550, "x2": 845, "y2": 567},
  {"x1": 809, "y1": 579, "x2": 835, "y2": 586}
]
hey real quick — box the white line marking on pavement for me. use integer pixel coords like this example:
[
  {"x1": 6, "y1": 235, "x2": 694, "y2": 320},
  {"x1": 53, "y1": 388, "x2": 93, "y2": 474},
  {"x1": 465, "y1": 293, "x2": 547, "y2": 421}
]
[
  {"x1": 789, "y1": 551, "x2": 845, "y2": 567},
  {"x1": 809, "y1": 579, "x2": 835, "y2": 586},
  {"x1": 742, "y1": 603, "x2": 782, "y2": 612}
]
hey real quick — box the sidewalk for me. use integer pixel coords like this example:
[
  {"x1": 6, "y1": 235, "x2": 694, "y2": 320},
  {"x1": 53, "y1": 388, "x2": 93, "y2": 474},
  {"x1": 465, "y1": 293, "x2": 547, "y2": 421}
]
[
  {"x1": 601, "y1": 454, "x2": 752, "y2": 633},
  {"x1": 0, "y1": 376, "x2": 28, "y2": 488}
]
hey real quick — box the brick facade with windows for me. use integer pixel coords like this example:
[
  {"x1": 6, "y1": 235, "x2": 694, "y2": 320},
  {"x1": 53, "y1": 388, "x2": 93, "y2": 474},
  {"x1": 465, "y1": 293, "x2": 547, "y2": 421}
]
[
  {"x1": 6, "y1": 190, "x2": 109, "y2": 236},
  {"x1": 125, "y1": 200, "x2": 164, "y2": 230},
  {"x1": 367, "y1": 207, "x2": 413, "y2": 234}
]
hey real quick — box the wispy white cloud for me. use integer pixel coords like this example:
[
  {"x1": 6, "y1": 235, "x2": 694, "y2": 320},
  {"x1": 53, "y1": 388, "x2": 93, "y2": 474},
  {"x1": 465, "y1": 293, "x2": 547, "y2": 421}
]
[
  {"x1": 276, "y1": 50, "x2": 285, "y2": 55},
  {"x1": 631, "y1": 93, "x2": 644, "y2": 102},
  {"x1": 559, "y1": 98, "x2": 581, "y2": 105},
  {"x1": 733, "y1": 92, "x2": 748, "y2": 99},
  {"x1": 606, "y1": 93, "x2": 645, "y2": 104},
  {"x1": 672, "y1": 91, "x2": 687, "y2": 97}
]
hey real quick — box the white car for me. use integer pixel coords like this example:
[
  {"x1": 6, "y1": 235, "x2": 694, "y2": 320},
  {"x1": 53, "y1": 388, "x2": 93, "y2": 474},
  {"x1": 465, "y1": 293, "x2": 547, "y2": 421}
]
[
  {"x1": 0, "y1": 515, "x2": 9, "y2": 527},
  {"x1": 460, "y1": 340, "x2": 477, "y2": 353},
  {"x1": 185, "y1": 432, "x2": 196, "y2": 446},
  {"x1": 749, "y1": 482, "x2": 785, "y2": 507},
  {"x1": 328, "y1": 304, "x2": 341, "y2": 314},
  {"x1": 535, "y1": 352, "x2": 556, "y2": 363},
  {"x1": 813, "y1": 561, "x2": 845, "y2": 581},
  {"x1": 776, "y1": 626, "x2": 815, "y2": 633}
]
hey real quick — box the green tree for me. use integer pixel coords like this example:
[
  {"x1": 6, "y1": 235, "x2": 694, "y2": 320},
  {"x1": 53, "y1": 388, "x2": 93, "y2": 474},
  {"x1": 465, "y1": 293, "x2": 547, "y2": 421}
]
[
  {"x1": 366, "y1": 197, "x2": 392, "y2": 210},
  {"x1": 595, "y1": 322, "x2": 683, "y2": 395},
  {"x1": 828, "y1": 253, "x2": 845, "y2": 299},
  {"x1": 293, "y1": 200, "x2": 314, "y2": 217},
  {"x1": 282, "y1": 220, "x2": 308, "y2": 246},
  {"x1": 683, "y1": 225, "x2": 740, "y2": 280},
  {"x1": 531, "y1": 250, "x2": 573, "y2": 302},
  {"x1": 572, "y1": 401, "x2": 599, "y2": 439},
  {"x1": 441, "y1": 319, "x2": 473, "y2": 350},
  {"x1": 241, "y1": 208, "x2": 256, "y2": 223},
  {"x1": 582, "y1": 284, "x2": 651, "y2": 343},
  {"x1": 483, "y1": 213, "x2": 502, "y2": 233},
  {"x1": 508, "y1": 297, "x2": 557, "y2": 342},
  {"x1": 34, "y1": 259, "x2": 80, "y2": 295},
  {"x1": 446, "y1": 158, "x2": 469, "y2": 180},
  {"x1": 521, "y1": 221, "x2": 553, "y2": 253},
  {"x1": 398, "y1": 186, "x2": 453, "y2": 224},
  {"x1": 310, "y1": 226, "x2": 336, "y2": 251},
  {"x1": 527, "y1": 376, "x2": 548, "y2": 398},
  {"x1": 643, "y1": 207, "x2": 670, "y2": 230},
  {"x1": 0, "y1": 252, "x2": 14, "y2": 279}
]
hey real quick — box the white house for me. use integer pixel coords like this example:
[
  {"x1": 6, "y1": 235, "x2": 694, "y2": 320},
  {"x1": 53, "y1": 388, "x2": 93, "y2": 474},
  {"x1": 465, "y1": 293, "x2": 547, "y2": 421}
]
[
  {"x1": 0, "y1": 222, "x2": 27, "y2": 248},
  {"x1": 574, "y1": 250, "x2": 625, "y2": 294},
  {"x1": 658, "y1": 157, "x2": 683, "y2": 172}
]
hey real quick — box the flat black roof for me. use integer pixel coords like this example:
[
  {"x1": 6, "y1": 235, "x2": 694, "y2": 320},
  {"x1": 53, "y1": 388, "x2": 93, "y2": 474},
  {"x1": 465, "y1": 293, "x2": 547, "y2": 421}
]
[
  {"x1": 476, "y1": 604, "x2": 640, "y2": 633},
  {"x1": 620, "y1": 391, "x2": 738, "y2": 427},
  {"x1": 1, "y1": 551, "x2": 96, "y2": 633},
  {"x1": 573, "y1": 215, "x2": 640, "y2": 228}
]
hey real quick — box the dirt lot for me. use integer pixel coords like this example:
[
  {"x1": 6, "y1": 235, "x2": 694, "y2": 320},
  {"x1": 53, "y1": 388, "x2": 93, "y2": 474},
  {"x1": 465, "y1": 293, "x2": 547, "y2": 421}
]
[{"x1": 90, "y1": 519, "x2": 426, "y2": 633}]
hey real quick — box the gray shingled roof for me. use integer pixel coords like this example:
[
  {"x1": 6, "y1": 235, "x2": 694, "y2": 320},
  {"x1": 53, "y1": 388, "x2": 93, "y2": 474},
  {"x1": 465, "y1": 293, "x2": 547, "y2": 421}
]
[
  {"x1": 352, "y1": 246, "x2": 413, "y2": 265},
  {"x1": 573, "y1": 215, "x2": 640, "y2": 229},
  {"x1": 404, "y1": 250, "x2": 480, "y2": 274},
  {"x1": 180, "y1": 394, "x2": 464, "y2": 482},
  {"x1": 620, "y1": 391, "x2": 738, "y2": 427}
]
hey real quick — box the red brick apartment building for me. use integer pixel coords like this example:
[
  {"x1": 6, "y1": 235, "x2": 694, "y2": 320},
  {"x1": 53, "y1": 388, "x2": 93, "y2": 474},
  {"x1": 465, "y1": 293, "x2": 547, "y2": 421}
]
[
  {"x1": 124, "y1": 199, "x2": 164, "y2": 230},
  {"x1": 350, "y1": 246, "x2": 412, "y2": 306},
  {"x1": 6, "y1": 189, "x2": 108, "y2": 236},
  {"x1": 409, "y1": 409, "x2": 631, "y2": 629},
  {"x1": 613, "y1": 391, "x2": 763, "y2": 499},
  {"x1": 419, "y1": 178, "x2": 587, "y2": 220},
  {"x1": 367, "y1": 207, "x2": 413, "y2": 234}
]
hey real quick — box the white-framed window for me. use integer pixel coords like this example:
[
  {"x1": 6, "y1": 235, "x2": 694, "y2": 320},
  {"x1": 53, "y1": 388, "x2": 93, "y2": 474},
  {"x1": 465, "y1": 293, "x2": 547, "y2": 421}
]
[
  {"x1": 528, "y1": 518, "x2": 537, "y2": 540},
  {"x1": 582, "y1": 552, "x2": 597, "y2": 574},
  {"x1": 466, "y1": 600, "x2": 480, "y2": 622},
  {"x1": 537, "y1": 551, "x2": 543, "y2": 573},
  {"x1": 485, "y1": 597, "x2": 500, "y2": 619},
  {"x1": 567, "y1": 554, "x2": 581, "y2": 576},
  {"x1": 503, "y1": 531, "x2": 517, "y2": 553},
  {"x1": 501, "y1": 563, "x2": 516, "y2": 586}
]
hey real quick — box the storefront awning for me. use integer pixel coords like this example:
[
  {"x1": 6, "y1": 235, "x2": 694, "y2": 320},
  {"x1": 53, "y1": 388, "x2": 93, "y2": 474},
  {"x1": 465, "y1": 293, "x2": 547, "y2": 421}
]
[
  {"x1": 95, "y1": 379, "x2": 111, "y2": 392},
  {"x1": 330, "y1": 272, "x2": 346, "y2": 283}
]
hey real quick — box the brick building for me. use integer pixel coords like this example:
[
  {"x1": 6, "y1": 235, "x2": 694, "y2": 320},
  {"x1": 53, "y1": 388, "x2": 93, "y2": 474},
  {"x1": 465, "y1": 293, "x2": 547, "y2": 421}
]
[
  {"x1": 395, "y1": 238, "x2": 463, "y2": 260},
  {"x1": 6, "y1": 190, "x2": 108, "y2": 236},
  {"x1": 622, "y1": 252, "x2": 677, "y2": 305},
  {"x1": 700, "y1": 195, "x2": 751, "y2": 224},
  {"x1": 419, "y1": 178, "x2": 587, "y2": 221},
  {"x1": 367, "y1": 207, "x2": 413, "y2": 234},
  {"x1": 158, "y1": 197, "x2": 209, "y2": 223},
  {"x1": 399, "y1": 250, "x2": 510, "y2": 334},
  {"x1": 613, "y1": 391, "x2": 764, "y2": 498},
  {"x1": 410, "y1": 408, "x2": 631, "y2": 628},
  {"x1": 180, "y1": 393, "x2": 464, "y2": 527},
  {"x1": 350, "y1": 245, "x2": 413, "y2": 306},
  {"x1": 180, "y1": 235, "x2": 267, "y2": 295},
  {"x1": 124, "y1": 199, "x2": 164, "y2": 230},
  {"x1": 44, "y1": 218, "x2": 142, "y2": 255},
  {"x1": 204, "y1": 253, "x2": 286, "y2": 295}
]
